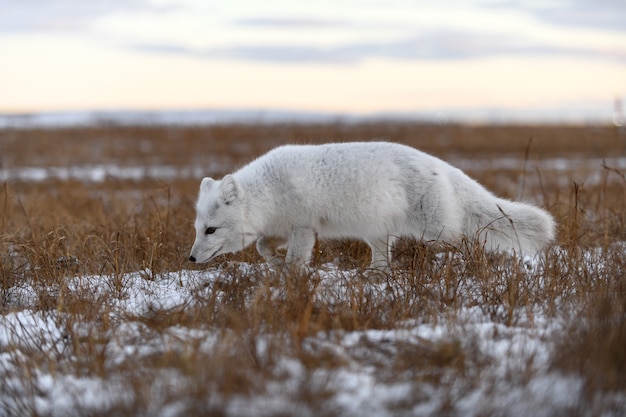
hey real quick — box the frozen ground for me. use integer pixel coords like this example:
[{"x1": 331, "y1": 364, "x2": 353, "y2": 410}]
[
  {"x1": 1, "y1": 146, "x2": 625, "y2": 415},
  {"x1": 2, "y1": 254, "x2": 619, "y2": 417}
]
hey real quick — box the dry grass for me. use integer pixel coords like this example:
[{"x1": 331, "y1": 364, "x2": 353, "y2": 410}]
[{"x1": 1, "y1": 123, "x2": 626, "y2": 416}]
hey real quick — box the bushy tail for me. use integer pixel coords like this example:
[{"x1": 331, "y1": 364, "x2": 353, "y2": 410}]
[{"x1": 465, "y1": 196, "x2": 556, "y2": 255}]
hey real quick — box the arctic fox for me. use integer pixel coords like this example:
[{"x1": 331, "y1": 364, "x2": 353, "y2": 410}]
[{"x1": 189, "y1": 142, "x2": 555, "y2": 268}]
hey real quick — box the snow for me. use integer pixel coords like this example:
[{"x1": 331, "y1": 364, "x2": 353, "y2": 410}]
[
  {"x1": 2, "y1": 255, "x2": 614, "y2": 417},
  {"x1": 0, "y1": 109, "x2": 347, "y2": 129},
  {"x1": 0, "y1": 163, "x2": 225, "y2": 183}
]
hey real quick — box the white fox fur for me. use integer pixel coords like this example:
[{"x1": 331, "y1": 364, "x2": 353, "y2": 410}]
[{"x1": 189, "y1": 142, "x2": 555, "y2": 268}]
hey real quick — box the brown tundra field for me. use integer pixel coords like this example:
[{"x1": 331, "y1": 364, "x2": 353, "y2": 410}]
[{"x1": 1, "y1": 122, "x2": 625, "y2": 416}]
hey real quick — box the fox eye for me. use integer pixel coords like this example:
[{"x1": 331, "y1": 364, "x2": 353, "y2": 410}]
[{"x1": 205, "y1": 227, "x2": 217, "y2": 235}]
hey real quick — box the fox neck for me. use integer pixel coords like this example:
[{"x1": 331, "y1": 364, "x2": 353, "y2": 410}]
[
  {"x1": 234, "y1": 173, "x2": 276, "y2": 246},
  {"x1": 238, "y1": 199, "x2": 263, "y2": 247}
]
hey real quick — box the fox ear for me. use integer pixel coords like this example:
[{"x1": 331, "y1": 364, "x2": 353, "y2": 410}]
[
  {"x1": 220, "y1": 174, "x2": 242, "y2": 204},
  {"x1": 201, "y1": 177, "x2": 215, "y2": 192}
]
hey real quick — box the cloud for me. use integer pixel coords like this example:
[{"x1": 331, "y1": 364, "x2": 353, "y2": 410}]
[
  {"x1": 233, "y1": 17, "x2": 347, "y2": 28},
  {"x1": 133, "y1": 29, "x2": 626, "y2": 64},
  {"x1": 134, "y1": 43, "x2": 353, "y2": 63},
  {"x1": 3, "y1": 0, "x2": 624, "y2": 65},
  {"x1": 0, "y1": 0, "x2": 172, "y2": 34},
  {"x1": 487, "y1": 0, "x2": 626, "y2": 32}
]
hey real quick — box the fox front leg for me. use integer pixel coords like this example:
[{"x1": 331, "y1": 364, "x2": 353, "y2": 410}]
[
  {"x1": 285, "y1": 227, "x2": 316, "y2": 268},
  {"x1": 256, "y1": 236, "x2": 286, "y2": 267},
  {"x1": 366, "y1": 235, "x2": 396, "y2": 272}
]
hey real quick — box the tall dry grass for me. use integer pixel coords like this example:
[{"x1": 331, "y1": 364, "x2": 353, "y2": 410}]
[{"x1": 1, "y1": 123, "x2": 625, "y2": 415}]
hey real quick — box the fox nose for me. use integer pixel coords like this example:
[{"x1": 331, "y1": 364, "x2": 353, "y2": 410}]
[{"x1": 189, "y1": 255, "x2": 196, "y2": 263}]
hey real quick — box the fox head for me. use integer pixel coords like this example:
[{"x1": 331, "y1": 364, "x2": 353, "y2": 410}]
[{"x1": 189, "y1": 175, "x2": 253, "y2": 263}]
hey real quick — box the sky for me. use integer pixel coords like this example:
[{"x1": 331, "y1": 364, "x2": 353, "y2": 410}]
[{"x1": 0, "y1": 0, "x2": 625, "y2": 123}]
